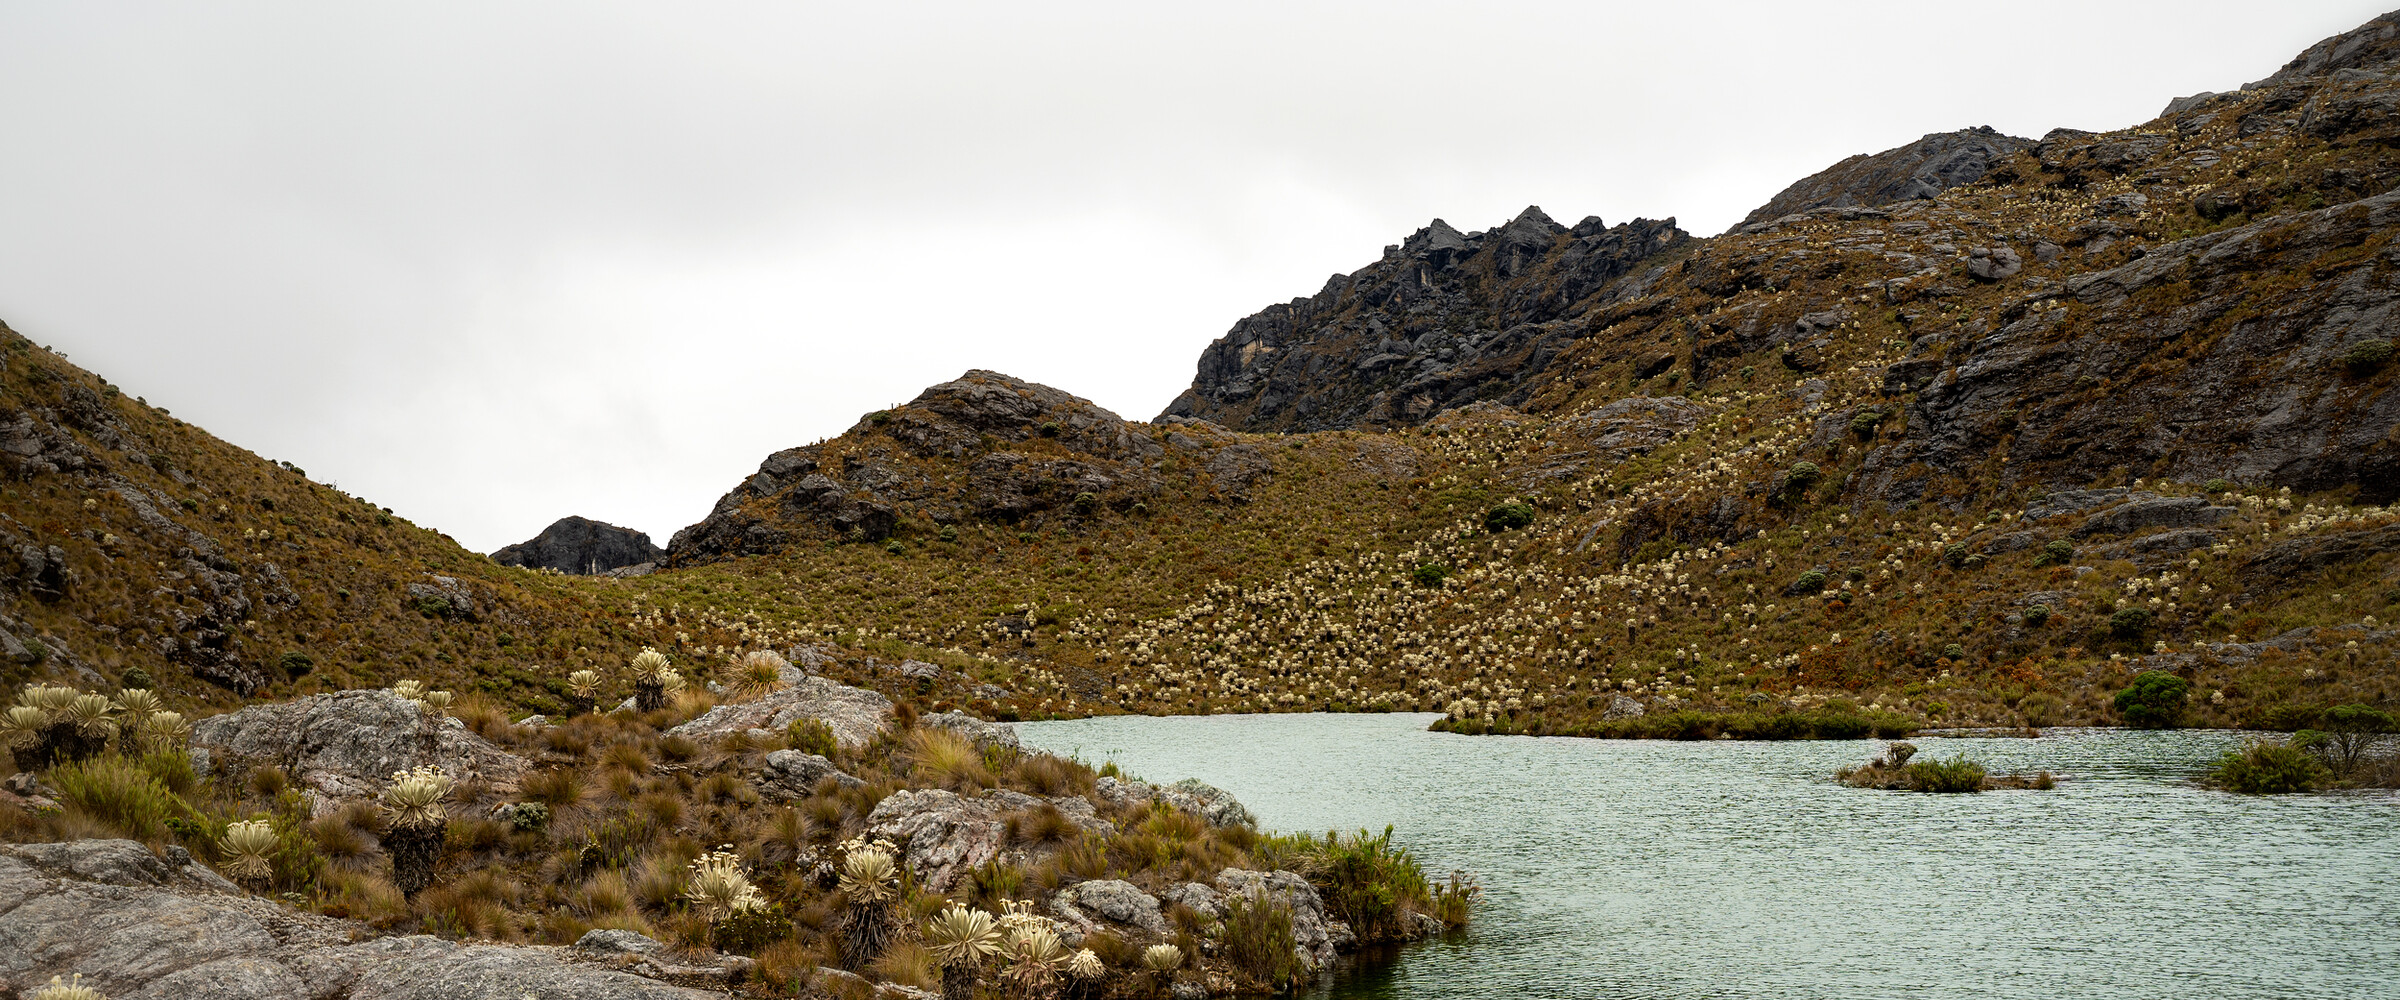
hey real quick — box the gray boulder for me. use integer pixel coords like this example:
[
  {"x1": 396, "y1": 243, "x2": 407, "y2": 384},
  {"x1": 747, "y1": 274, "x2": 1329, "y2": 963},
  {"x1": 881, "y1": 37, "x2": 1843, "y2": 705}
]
[
  {"x1": 491, "y1": 516, "x2": 664, "y2": 575},
  {"x1": 1090, "y1": 777, "x2": 1255, "y2": 829},
  {"x1": 1052, "y1": 879, "x2": 1168, "y2": 937},
  {"x1": 1966, "y1": 246, "x2": 2023, "y2": 282},
  {"x1": 401, "y1": 575, "x2": 480, "y2": 621},
  {"x1": 754, "y1": 750, "x2": 863, "y2": 801},
  {"x1": 670, "y1": 675, "x2": 891, "y2": 749},
  {"x1": 1161, "y1": 882, "x2": 1225, "y2": 919},
  {"x1": 867, "y1": 789, "x2": 1114, "y2": 893},
  {"x1": 919, "y1": 711, "x2": 1020, "y2": 750},
  {"x1": 190, "y1": 690, "x2": 529, "y2": 806}
]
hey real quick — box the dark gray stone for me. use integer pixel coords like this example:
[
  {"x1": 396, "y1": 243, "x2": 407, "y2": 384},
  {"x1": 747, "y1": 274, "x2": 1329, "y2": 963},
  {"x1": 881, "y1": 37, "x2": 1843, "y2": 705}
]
[
  {"x1": 490, "y1": 516, "x2": 663, "y2": 575},
  {"x1": 1741, "y1": 126, "x2": 2034, "y2": 226}
]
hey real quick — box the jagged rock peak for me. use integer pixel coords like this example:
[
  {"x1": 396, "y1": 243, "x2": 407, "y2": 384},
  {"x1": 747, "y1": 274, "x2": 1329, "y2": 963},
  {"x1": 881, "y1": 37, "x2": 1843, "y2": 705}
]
[
  {"x1": 1159, "y1": 207, "x2": 1689, "y2": 431},
  {"x1": 2250, "y1": 10, "x2": 2400, "y2": 89},
  {"x1": 490, "y1": 515, "x2": 661, "y2": 575},
  {"x1": 1740, "y1": 125, "x2": 2034, "y2": 228},
  {"x1": 2167, "y1": 10, "x2": 2400, "y2": 116}
]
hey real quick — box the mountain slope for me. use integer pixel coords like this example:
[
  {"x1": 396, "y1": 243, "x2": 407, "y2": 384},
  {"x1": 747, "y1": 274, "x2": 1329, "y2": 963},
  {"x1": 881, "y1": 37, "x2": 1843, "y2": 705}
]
[{"x1": 0, "y1": 323, "x2": 660, "y2": 711}]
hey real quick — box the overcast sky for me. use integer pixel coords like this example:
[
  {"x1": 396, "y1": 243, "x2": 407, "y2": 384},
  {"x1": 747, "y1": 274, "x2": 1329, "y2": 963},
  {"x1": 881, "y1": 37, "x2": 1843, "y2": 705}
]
[{"x1": 0, "y1": 2, "x2": 2385, "y2": 552}]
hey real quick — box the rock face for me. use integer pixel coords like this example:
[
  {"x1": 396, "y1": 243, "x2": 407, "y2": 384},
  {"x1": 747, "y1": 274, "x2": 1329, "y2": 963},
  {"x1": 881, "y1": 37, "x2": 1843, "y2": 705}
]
[
  {"x1": 189, "y1": 690, "x2": 530, "y2": 805},
  {"x1": 669, "y1": 675, "x2": 892, "y2": 749},
  {"x1": 0, "y1": 839, "x2": 718, "y2": 999},
  {"x1": 665, "y1": 371, "x2": 1168, "y2": 565},
  {"x1": 1160, "y1": 207, "x2": 1690, "y2": 431},
  {"x1": 1740, "y1": 126, "x2": 2036, "y2": 227},
  {"x1": 1214, "y1": 868, "x2": 1353, "y2": 972},
  {"x1": 491, "y1": 516, "x2": 664, "y2": 575},
  {"x1": 1857, "y1": 185, "x2": 2400, "y2": 506}
]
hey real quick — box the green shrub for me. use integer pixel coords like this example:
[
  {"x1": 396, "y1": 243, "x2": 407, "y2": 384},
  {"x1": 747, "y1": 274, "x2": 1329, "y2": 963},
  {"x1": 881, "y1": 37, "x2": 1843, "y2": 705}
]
[
  {"x1": 1942, "y1": 542, "x2": 1970, "y2": 567},
  {"x1": 1810, "y1": 712, "x2": 1873, "y2": 740},
  {"x1": 50, "y1": 752, "x2": 187, "y2": 840},
  {"x1": 2033, "y1": 539, "x2": 2075, "y2": 567},
  {"x1": 2109, "y1": 606, "x2": 2155, "y2": 639},
  {"x1": 2022, "y1": 605, "x2": 2052, "y2": 627},
  {"x1": 1781, "y1": 462, "x2": 1822, "y2": 499},
  {"x1": 139, "y1": 748, "x2": 200, "y2": 797},
  {"x1": 119, "y1": 666, "x2": 157, "y2": 691},
  {"x1": 1940, "y1": 642, "x2": 1967, "y2": 661},
  {"x1": 937, "y1": 525, "x2": 958, "y2": 543},
  {"x1": 1793, "y1": 570, "x2": 1827, "y2": 594},
  {"x1": 1848, "y1": 409, "x2": 1886, "y2": 438},
  {"x1": 883, "y1": 539, "x2": 904, "y2": 556},
  {"x1": 787, "y1": 718, "x2": 839, "y2": 758},
  {"x1": 1263, "y1": 826, "x2": 1432, "y2": 944},
  {"x1": 2207, "y1": 740, "x2": 2327, "y2": 793},
  {"x1": 2113, "y1": 671, "x2": 2189, "y2": 728},
  {"x1": 1412, "y1": 564, "x2": 1450, "y2": 588},
  {"x1": 1071, "y1": 492, "x2": 1098, "y2": 516},
  {"x1": 1220, "y1": 888, "x2": 1300, "y2": 988},
  {"x1": 2203, "y1": 478, "x2": 2232, "y2": 494},
  {"x1": 1903, "y1": 755, "x2": 1987, "y2": 793},
  {"x1": 278, "y1": 650, "x2": 314, "y2": 678},
  {"x1": 505, "y1": 801, "x2": 551, "y2": 832},
  {"x1": 2342, "y1": 339, "x2": 2394, "y2": 372},
  {"x1": 1483, "y1": 501, "x2": 1535, "y2": 533}
]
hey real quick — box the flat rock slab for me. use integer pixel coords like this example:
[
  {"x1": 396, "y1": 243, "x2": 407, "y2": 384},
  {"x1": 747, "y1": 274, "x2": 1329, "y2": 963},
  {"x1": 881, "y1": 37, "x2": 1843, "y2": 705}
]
[
  {"x1": 0, "y1": 839, "x2": 726, "y2": 999},
  {"x1": 670, "y1": 676, "x2": 891, "y2": 749}
]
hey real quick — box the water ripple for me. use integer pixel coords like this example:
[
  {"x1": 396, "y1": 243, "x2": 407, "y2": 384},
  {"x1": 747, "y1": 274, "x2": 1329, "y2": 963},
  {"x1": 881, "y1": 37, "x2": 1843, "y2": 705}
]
[{"x1": 1021, "y1": 714, "x2": 2400, "y2": 1000}]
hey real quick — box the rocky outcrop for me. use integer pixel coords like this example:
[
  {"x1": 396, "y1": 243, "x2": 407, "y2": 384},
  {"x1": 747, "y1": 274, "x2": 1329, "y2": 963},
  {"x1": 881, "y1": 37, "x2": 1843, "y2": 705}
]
[
  {"x1": 665, "y1": 371, "x2": 1168, "y2": 565},
  {"x1": 1857, "y1": 184, "x2": 2400, "y2": 506},
  {"x1": 669, "y1": 675, "x2": 892, "y2": 749},
  {"x1": 1161, "y1": 207, "x2": 1690, "y2": 431},
  {"x1": 752, "y1": 749, "x2": 863, "y2": 802},
  {"x1": 2070, "y1": 497, "x2": 2235, "y2": 538},
  {"x1": 919, "y1": 711, "x2": 1020, "y2": 750},
  {"x1": 2240, "y1": 524, "x2": 2400, "y2": 592},
  {"x1": 1740, "y1": 126, "x2": 2036, "y2": 227},
  {"x1": 0, "y1": 839, "x2": 720, "y2": 999},
  {"x1": 491, "y1": 516, "x2": 664, "y2": 575},
  {"x1": 866, "y1": 789, "x2": 1115, "y2": 893},
  {"x1": 189, "y1": 690, "x2": 529, "y2": 806},
  {"x1": 1214, "y1": 869, "x2": 1353, "y2": 972},
  {"x1": 1089, "y1": 777, "x2": 1255, "y2": 829}
]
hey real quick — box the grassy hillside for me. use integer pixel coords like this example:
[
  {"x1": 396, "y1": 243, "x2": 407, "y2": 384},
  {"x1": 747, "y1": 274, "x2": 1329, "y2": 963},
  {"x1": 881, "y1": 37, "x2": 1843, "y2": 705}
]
[{"x1": 5, "y1": 36, "x2": 2399, "y2": 742}]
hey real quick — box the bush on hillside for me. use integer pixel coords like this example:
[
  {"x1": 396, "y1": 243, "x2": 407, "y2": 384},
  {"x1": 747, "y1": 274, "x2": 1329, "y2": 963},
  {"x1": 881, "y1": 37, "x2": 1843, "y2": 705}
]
[
  {"x1": 2113, "y1": 671, "x2": 2188, "y2": 728},
  {"x1": 1483, "y1": 501, "x2": 1534, "y2": 533}
]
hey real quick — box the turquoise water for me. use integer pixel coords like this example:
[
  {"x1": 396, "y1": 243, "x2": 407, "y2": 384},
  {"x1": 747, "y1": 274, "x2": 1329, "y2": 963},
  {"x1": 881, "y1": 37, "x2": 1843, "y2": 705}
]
[{"x1": 1018, "y1": 714, "x2": 2400, "y2": 1000}]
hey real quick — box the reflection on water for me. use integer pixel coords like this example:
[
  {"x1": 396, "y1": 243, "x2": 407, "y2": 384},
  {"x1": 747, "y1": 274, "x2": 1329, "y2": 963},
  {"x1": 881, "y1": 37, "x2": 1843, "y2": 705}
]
[{"x1": 1020, "y1": 714, "x2": 2400, "y2": 1000}]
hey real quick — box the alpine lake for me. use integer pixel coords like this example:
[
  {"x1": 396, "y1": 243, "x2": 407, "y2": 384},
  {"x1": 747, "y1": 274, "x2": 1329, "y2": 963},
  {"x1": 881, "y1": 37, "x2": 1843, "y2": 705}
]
[{"x1": 1019, "y1": 713, "x2": 2398, "y2": 1000}]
